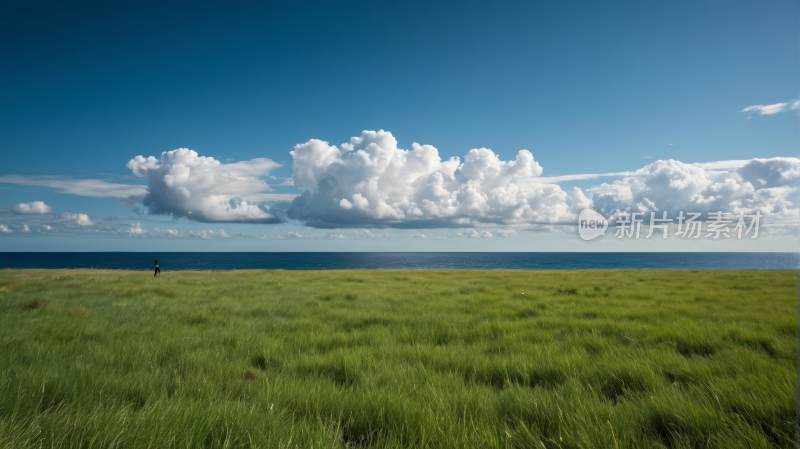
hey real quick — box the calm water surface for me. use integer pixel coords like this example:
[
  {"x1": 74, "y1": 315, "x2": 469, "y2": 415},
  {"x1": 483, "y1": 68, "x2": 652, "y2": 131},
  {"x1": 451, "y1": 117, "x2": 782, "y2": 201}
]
[{"x1": 0, "y1": 252, "x2": 797, "y2": 271}]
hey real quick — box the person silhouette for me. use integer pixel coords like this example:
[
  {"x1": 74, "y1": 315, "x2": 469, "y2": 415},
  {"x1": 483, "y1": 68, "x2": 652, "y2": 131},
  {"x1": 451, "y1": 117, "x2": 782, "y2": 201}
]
[{"x1": 154, "y1": 260, "x2": 161, "y2": 277}]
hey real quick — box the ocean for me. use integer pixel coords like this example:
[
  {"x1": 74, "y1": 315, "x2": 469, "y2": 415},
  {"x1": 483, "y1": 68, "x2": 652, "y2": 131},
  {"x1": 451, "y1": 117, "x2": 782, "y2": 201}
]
[{"x1": 0, "y1": 252, "x2": 798, "y2": 271}]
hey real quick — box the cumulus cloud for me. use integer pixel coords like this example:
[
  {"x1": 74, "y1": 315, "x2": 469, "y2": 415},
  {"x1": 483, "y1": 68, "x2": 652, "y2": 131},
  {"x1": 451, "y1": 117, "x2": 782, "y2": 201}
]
[
  {"x1": 122, "y1": 223, "x2": 147, "y2": 237},
  {"x1": 585, "y1": 158, "x2": 800, "y2": 231},
  {"x1": 281, "y1": 131, "x2": 800, "y2": 235},
  {"x1": 187, "y1": 229, "x2": 228, "y2": 239},
  {"x1": 11, "y1": 201, "x2": 52, "y2": 214},
  {"x1": 741, "y1": 100, "x2": 799, "y2": 116},
  {"x1": 326, "y1": 233, "x2": 347, "y2": 239},
  {"x1": 127, "y1": 149, "x2": 286, "y2": 223},
  {"x1": 0, "y1": 223, "x2": 32, "y2": 234},
  {"x1": 287, "y1": 130, "x2": 577, "y2": 228},
  {"x1": 60, "y1": 212, "x2": 94, "y2": 226},
  {"x1": 408, "y1": 233, "x2": 428, "y2": 238}
]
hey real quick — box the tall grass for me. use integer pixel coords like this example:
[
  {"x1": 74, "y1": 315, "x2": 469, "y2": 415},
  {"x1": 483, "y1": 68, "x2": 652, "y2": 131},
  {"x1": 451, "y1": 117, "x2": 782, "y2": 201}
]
[{"x1": 0, "y1": 269, "x2": 795, "y2": 448}]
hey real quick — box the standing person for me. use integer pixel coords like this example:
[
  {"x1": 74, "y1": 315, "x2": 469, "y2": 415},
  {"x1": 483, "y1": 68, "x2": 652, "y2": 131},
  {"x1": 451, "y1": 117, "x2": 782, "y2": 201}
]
[{"x1": 154, "y1": 260, "x2": 161, "y2": 277}]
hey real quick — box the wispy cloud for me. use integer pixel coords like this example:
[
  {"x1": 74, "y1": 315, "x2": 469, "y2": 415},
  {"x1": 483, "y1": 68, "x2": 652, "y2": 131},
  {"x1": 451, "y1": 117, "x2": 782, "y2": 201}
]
[
  {"x1": 524, "y1": 172, "x2": 631, "y2": 184},
  {"x1": 691, "y1": 160, "x2": 750, "y2": 170},
  {"x1": 741, "y1": 99, "x2": 799, "y2": 116},
  {"x1": 0, "y1": 175, "x2": 146, "y2": 199},
  {"x1": 231, "y1": 232, "x2": 269, "y2": 239}
]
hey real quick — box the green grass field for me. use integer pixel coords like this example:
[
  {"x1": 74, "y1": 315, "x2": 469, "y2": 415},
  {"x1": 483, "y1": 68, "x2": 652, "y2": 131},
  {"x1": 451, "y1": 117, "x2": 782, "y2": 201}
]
[{"x1": 0, "y1": 268, "x2": 796, "y2": 448}]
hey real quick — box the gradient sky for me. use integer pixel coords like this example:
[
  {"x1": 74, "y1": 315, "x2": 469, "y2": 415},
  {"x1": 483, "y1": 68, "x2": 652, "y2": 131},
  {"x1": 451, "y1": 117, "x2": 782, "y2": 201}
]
[{"x1": 1, "y1": 0, "x2": 798, "y2": 251}]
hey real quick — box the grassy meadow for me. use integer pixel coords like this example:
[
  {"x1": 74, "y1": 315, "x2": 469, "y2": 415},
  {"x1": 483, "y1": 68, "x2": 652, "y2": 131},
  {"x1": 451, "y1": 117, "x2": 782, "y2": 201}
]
[{"x1": 0, "y1": 268, "x2": 796, "y2": 448}]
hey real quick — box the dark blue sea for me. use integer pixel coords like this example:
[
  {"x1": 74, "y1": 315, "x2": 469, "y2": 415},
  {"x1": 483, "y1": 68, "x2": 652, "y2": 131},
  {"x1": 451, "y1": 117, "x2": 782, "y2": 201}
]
[{"x1": 0, "y1": 252, "x2": 798, "y2": 271}]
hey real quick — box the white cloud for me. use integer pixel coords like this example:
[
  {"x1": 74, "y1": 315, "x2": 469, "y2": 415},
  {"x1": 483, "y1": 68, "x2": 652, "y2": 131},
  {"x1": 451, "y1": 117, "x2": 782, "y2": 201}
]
[
  {"x1": 127, "y1": 148, "x2": 284, "y2": 223},
  {"x1": 187, "y1": 229, "x2": 228, "y2": 239},
  {"x1": 497, "y1": 229, "x2": 516, "y2": 238},
  {"x1": 83, "y1": 225, "x2": 113, "y2": 234},
  {"x1": 276, "y1": 231, "x2": 304, "y2": 239},
  {"x1": 0, "y1": 175, "x2": 146, "y2": 200},
  {"x1": 271, "y1": 177, "x2": 294, "y2": 186},
  {"x1": 455, "y1": 229, "x2": 493, "y2": 238},
  {"x1": 525, "y1": 172, "x2": 631, "y2": 184},
  {"x1": 287, "y1": 130, "x2": 578, "y2": 228},
  {"x1": 124, "y1": 223, "x2": 147, "y2": 237},
  {"x1": 737, "y1": 157, "x2": 800, "y2": 188},
  {"x1": 153, "y1": 228, "x2": 182, "y2": 237},
  {"x1": 326, "y1": 233, "x2": 347, "y2": 239},
  {"x1": 569, "y1": 187, "x2": 593, "y2": 215},
  {"x1": 585, "y1": 158, "x2": 800, "y2": 232},
  {"x1": 741, "y1": 100, "x2": 799, "y2": 116},
  {"x1": 60, "y1": 212, "x2": 94, "y2": 226},
  {"x1": 283, "y1": 130, "x2": 800, "y2": 235},
  {"x1": 0, "y1": 223, "x2": 32, "y2": 234},
  {"x1": 11, "y1": 201, "x2": 52, "y2": 214},
  {"x1": 231, "y1": 232, "x2": 270, "y2": 239},
  {"x1": 408, "y1": 233, "x2": 428, "y2": 238},
  {"x1": 692, "y1": 160, "x2": 750, "y2": 170}
]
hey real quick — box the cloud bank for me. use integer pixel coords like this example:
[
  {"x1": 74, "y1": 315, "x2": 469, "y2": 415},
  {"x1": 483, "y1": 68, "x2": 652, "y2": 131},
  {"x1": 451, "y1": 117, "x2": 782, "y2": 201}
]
[
  {"x1": 587, "y1": 158, "x2": 800, "y2": 230},
  {"x1": 127, "y1": 149, "x2": 285, "y2": 223},
  {"x1": 1, "y1": 131, "x2": 797, "y2": 238},
  {"x1": 284, "y1": 130, "x2": 799, "y2": 232},
  {"x1": 286, "y1": 130, "x2": 575, "y2": 228}
]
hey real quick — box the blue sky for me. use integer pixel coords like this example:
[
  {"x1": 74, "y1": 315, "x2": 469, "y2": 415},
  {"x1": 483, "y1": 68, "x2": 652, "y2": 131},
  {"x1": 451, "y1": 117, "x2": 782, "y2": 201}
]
[{"x1": 0, "y1": 0, "x2": 798, "y2": 251}]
